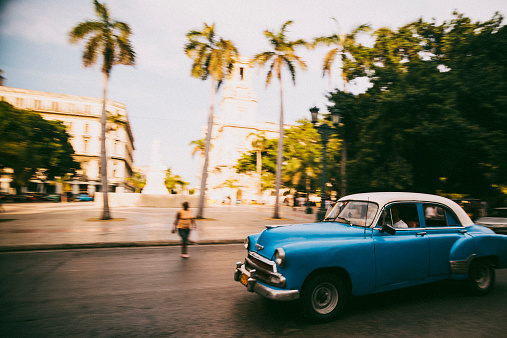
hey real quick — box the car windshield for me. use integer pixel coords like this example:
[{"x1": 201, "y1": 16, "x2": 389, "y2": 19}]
[{"x1": 324, "y1": 200, "x2": 379, "y2": 227}]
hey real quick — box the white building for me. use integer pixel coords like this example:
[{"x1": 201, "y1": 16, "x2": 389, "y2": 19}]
[
  {"x1": 0, "y1": 86, "x2": 135, "y2": 195},
  {"x1": 203, "y1": 57, "x2": 285, "y2": 204}
]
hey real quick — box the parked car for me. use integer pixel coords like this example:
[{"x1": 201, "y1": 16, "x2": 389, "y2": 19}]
[
  {"x1": 43, "y1": 194, "x2": 61, "y2": 202},
  {"x1": 74, "y1": 193, "x2": 93, "y2": 202},
  {"x1": 475, "y1": 207, "x2": 507, "y2": 234},
  {"x1": 234, "y1": 192, "x2": 507, "y2": 322}
]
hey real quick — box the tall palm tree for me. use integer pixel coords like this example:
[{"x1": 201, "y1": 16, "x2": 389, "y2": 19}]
[
  {"x1": 314, "y1": 19, "x2": 370, "y2": 91},
  {"x1": 314, "y1": 20, "x2": 369, "y2": 197},
  {"x1": 184, "y1": 23, "x2": 238, "y2": 219},
  {"x1": 69, "y1": 0, "x2": 135, "y2": 220},
  {"x1": 251, "y1": 20, "x2": 308, "y2": 219}
]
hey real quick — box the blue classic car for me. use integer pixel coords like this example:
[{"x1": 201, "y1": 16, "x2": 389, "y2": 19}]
[{"x1": 234, "y1": 192, "x2": 507, "y2": 321}]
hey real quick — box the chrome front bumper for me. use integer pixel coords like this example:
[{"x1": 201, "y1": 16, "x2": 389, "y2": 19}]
[{"x1": 234, "y1": 262, "x2": 299, "y2": 301}]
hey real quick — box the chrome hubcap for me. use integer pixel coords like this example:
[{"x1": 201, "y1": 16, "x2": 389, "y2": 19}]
[
  {"x1": 312, "y1": 282, "x2": 338, "y2": 314},
  {"x1": 475, "y1": 265, "x2": 491, "y2": 289}
]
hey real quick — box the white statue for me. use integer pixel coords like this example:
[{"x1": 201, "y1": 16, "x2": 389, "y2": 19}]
[{"x1": 142, "y1": 139, "x2": 169, "y2": 195}]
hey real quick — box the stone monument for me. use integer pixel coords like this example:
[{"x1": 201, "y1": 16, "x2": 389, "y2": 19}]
[{"x1": 142, "y1": 139, "x2": 169, "y2": 195}]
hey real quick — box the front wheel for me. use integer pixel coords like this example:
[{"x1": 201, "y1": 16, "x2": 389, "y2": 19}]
[
  {"x1": 300, "y1": 273, "x2": 348, "y2": 322},
  {"x1": 467, "y1": 259, "x2": 495, "y2": 295}
]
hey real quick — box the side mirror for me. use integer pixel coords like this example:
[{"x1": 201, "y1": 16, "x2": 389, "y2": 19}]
[{"x1": 381, "y1": 223, "x2": 397, "y2": 235}]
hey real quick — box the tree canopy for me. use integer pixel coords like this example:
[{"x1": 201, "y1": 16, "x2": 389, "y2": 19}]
[
  {"x1": 237, "y1": 13, "x2": 507, "y2": 206},
  {"x1": 333, "y1": 12, "x2": 507, "y2": 204},
  {"x1": 0, "y1": 101, "x2": 80, "y2": 191}
]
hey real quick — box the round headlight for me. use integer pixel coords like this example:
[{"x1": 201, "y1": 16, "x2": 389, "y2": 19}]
[
  {"x1": 244, "y1": 237, "x2": 250, "y2": 250},
  {"x1": 275, "y1": 248, "x2": 286, "y2": 267}
]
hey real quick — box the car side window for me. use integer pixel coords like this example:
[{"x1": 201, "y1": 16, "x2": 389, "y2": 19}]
[
  {"x1": 423, "y1": 204, "x2": 459, "y2": 227},
  {"x1": 378, "y1": 203, "x2": 420, "y2": 228}
]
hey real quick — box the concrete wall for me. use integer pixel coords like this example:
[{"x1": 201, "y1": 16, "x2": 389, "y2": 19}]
[{"x1": 95, "y1": 193, "x2": 200, "y2": 208}]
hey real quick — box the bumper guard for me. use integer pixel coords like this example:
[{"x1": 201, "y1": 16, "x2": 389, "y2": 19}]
[{"x1": 234, "y1": 262, "x2": 299, "y2": 301}]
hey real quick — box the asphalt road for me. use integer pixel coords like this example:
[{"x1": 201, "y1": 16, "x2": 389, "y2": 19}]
[{"x1": 1, "y1": 245, "x2": 506, "y2": 337}]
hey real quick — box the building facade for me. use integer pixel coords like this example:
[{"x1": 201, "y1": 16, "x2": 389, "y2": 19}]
[
  {"x1": 204, "y1": 57, "x2": 284, "y2": 204},
  {"x1": 0, "y1": 86, "x2": 135, "y2": 195}
]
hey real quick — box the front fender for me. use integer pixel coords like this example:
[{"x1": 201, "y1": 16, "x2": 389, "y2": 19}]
[{"x1": 277, "y1": 239, "x2": 375, "y2": 296}]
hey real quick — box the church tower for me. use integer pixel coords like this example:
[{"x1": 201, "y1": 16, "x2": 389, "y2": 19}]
[
  {"x1": 216, "y1": 55, "x2": 257, "y2": 124},
  {"x1": 203, "y1": 56, "x2": 280, "y2": 204}
]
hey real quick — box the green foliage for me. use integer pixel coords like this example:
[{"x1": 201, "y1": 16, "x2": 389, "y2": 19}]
[
  {"x1": 165, "y1": 168, "x2": 189, "y2": 193},
  {"x1": 236, "y1": 120, "x2": 341, "y2": 196},
  {"x1": 126, "y1": 170, "x2": 145, "y2": 193},
  {"x1": 333, "y1": 12, "x2": 507, "y2": 203},
  {"x1": 0, "y1": 101, "x2": 80, "y2": 189},
  {"x1": 68, "y1": 0, "x2": 135, "y2": 75},
  {"x1": 184, "y1": 23, "x2": 238, "y2": 86},
  {"x1": 251, "y1": 20, "x2": 308, "y2": 85}
]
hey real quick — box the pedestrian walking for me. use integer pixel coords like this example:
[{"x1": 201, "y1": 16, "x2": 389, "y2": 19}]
[
  {"x1": 0, "y1": 195, "x2": 5, "y2": 212},
  {"x1": 172, "y1": 201, "x2": 196, "y2": 258}
]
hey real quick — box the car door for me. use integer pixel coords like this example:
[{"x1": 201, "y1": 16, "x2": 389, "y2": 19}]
[
  {"x1": 422, "y1": 203, "x2": 469, "y2": 276},
  {"x1": 374, "y1": 203, "x2": 429, "y2": 289}
]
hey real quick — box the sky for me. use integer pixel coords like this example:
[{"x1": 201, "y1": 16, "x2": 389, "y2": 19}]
[{"x1": 1, "y1": 0, "x2": 506, "y2": 186}]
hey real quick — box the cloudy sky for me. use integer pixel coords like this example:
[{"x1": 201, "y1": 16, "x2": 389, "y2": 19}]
[{"x1": 1, "y1": 0, "x2": 506, "y2": 186}]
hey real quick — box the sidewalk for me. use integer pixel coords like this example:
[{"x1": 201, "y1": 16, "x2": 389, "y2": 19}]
[{"x1": 0, "y1": 202, "x2": 318, "y2": 252}]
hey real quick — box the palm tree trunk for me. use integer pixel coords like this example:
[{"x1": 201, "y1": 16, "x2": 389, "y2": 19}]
[
  {"x1": 100, "y1": 72, "x2": 111, "y2": 220},
  {"x1": 273, "y1": 78, "x2": 284, "y2": 219},
  {"x1": 256, "y1": 150, "x2": 262, "y2": 204},
  {"x1": 340, "y1": 138, "x2": 347, "y2": 197},
  {"x1": 197, "y1": 80, "x2": 216, "y2": 219}
]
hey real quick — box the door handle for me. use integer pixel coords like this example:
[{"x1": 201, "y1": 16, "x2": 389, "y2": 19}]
[{"x1": 416, "y1": 232, "x2": 427, "y2": 236}]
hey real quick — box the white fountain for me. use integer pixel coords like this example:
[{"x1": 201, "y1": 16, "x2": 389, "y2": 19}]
[{"x1": 142, "y1": 139, "x2": 169, "y2": 195}]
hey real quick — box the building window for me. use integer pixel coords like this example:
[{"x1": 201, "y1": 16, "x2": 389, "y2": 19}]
[
  {"x1": 52, "y1": 101, "x2": 59, "y2": 111},
  {"x1": 34, "y1": 100, "x2": 42, "y2": 110},
  {"x1": 240, "y1": 67, "x2": 244, "y2": 80},
  {"x1": 84, "y1": 123, "x2": 89, "y2": 134},
  {"x1": 85, "y1": 105, "x2": 91, "y2": 114},
  {"x1": 83, "y1": 139, "x2": 88, "y2": 152},
  {"x1": 16, "y1": 97, "x2": 23, "y2": 107}
]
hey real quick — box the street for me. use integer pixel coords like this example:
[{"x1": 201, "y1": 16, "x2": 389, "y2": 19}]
[{"x1": 1, "y1": 244, "x2": 506, "y2": 337}]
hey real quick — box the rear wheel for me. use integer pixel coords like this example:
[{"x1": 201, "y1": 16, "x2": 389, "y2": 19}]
[
  {"x1": 301, "y1": 273, "x2": 348, "y2": 322},
  {"x1": 468, "y1": 259, "x2": 495, "y2": 295}
]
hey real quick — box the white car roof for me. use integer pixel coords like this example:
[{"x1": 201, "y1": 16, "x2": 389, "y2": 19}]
[{"x1": 339, "y1": 192, "x2": 474, "y2": 226}]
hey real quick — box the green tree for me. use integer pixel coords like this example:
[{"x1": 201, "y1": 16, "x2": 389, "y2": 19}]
[
  {"x1": 69, "y1": 0, "x2": 135, "y2": 219},
  {"x1": 248, "y1": 132, "x2": 268, "y2": 202},
  {"x1": 0, "y1": 101, "x2": 80, "y2": 191},
  {"x1": 184, "y1": 23, "x2": 238, "y2": 218},
  {"x1": 236, "y1": 120, "x2": 341, "y2": 201},
  {"x1": 251, "y1": 20, "x2": 308, "y2": 218},
  {"x1": 164, "y1": 168, "x2": 189, "y2": 193},
  {"x1": 126, "y1": 170, "x2": 145, "y2": 193},
  {"x1": 336, "y1": 13, "x2": 507, "y2": 203},
  {"x1": 190, "y1": 138, "x2": 207, "y2": 158}
]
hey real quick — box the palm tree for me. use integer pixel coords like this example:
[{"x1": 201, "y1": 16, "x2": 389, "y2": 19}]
[
  {"x1": 314, "y1": 19, "x2": 370, "y2": 91},
  {"x1": 314, "y1": 20, "x2": 369, "y2": 197},
  {"x1": 184, "y1": 23, "x2": 238, "y2": 219},
  {"x1": 248, "y1": 132, "x2": 268, "y2": 204},
  {"x1": 251, "y1": 20, "x2": 308, "y2": 219},
  {"x1": 190, "y1": 138, "x2": 207, "y2": 158},
  {"x1": 69, "y1": 0, "x2": 135, "y2": 220}
]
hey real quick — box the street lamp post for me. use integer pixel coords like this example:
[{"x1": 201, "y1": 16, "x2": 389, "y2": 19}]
[{"x1": 310, "y1": 106, "x2": 340, "y2": 221}]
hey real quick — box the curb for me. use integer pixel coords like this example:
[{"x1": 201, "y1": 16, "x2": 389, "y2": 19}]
[{"x1": 0, "y1": 239, "x2": 244, "y2": 252}]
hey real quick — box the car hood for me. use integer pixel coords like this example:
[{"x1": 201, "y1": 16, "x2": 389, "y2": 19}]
[{"x1": 253, "y1": 222, "x2": 367, "y2": 258}]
